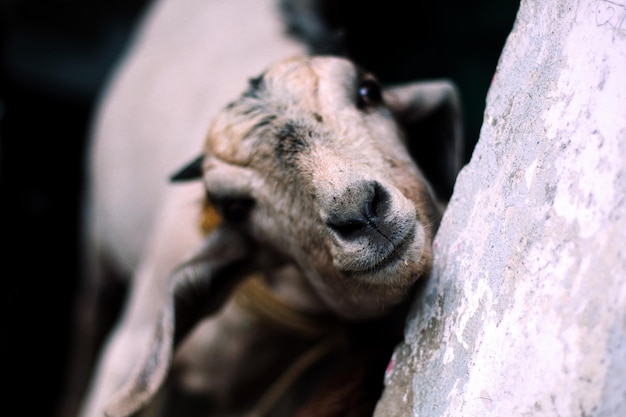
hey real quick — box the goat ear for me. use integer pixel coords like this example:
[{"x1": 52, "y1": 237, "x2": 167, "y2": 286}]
[
  {"x1": 105, "y1": 227, "x2": 252, "y2": 417},
  {"x1": 383, "y1": 81, "x2": 463, "y2": 202},
  {"x1": 170, "y1": 154, "x2": 204, "y2": 182}
]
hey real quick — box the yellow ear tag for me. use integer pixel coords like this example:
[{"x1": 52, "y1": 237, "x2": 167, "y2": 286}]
[{"x1": 200, "y1": 200, "x2": 222, "y2": 235}]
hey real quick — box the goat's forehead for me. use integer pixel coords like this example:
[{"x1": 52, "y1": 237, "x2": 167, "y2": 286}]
[
  {"x1": 259, "y1": 57, "x2": 358, "y2": 112},
  {"x1": 204, "y1": 57, "x2": 358, "y2": 161},
  {"x1": 265, "y1": 59, "x2": 319, "y2": 91},
  {"x1": 264, "y1": 56, "x2": 356, "y2": 90}
]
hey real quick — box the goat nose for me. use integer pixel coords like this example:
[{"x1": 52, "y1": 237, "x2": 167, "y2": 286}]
[{"x1": 325, "y1": 181, "x2": 391, "y2": 241}]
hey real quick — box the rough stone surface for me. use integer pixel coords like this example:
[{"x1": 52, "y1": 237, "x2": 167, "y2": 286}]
[{"x1": 374, "y1": 0, "x2": 626, "y2": 416}]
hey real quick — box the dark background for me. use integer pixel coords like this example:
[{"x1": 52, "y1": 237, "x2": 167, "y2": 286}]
[{"x1": 0, "y1": 1, "x2": 519, "y2": 416}]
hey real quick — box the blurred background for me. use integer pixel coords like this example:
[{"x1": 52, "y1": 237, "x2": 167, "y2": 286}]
[{"x1": 0, "y1": 1, "x2": 519, "y2": 416}]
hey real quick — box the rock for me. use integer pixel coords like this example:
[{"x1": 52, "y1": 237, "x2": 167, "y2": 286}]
[{"x1": 375, "y1": 0, "x2": 626, "y2": 415}]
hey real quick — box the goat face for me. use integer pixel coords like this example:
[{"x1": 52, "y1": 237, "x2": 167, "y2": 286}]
[{"x1": 191, "y1": 56, "x2": 458, "y2": 319}]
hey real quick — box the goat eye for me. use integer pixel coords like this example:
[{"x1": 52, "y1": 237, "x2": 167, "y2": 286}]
[
  {"x1": 220, "y1": 197, "x2": 255, "y2": 223},
  {"x1": 357, "y1": 79, "x2": 383, "y2": 108}
]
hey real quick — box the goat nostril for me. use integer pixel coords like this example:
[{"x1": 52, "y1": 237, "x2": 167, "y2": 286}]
[
  {"x1": 365, "y1": 182, "x2": 389, "y2": 221},
  {"x1": 326, "y1": 218, "x2": 368, "y2": 240}
]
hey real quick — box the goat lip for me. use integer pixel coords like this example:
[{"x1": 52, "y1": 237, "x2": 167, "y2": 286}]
[{"x1": 341, "y1": 227, "x2": 416, "y2": 277}]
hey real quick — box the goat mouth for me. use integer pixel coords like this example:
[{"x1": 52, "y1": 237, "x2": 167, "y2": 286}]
[{"x1": 341, "y1": 227, "x2": 416, "y2": 278}]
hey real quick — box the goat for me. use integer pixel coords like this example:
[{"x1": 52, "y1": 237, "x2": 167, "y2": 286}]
[{"x1": 79, "y1": 54, "x2": 462, "y2": 417}]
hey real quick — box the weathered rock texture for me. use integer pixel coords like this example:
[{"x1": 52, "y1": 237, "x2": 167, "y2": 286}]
[{"x1": 375, "y1": 0, "x2": 626, "y2": 416}]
